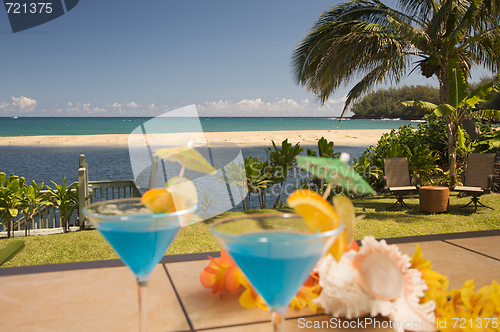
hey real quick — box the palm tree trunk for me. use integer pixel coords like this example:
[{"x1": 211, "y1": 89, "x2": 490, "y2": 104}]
[
  {"x1": 273, "y1": 182, "x2": 283, "y2": 209},
  {"x1": 438, "y1": 66, "x2": 449, "y2": 104},
  {"x1": 447, "y1": 116, "x2": 458, "y2": 179},
  {"x1": 238, "y1": 187, "x2": 246, "y2": 210},
  {"x1": 246, "y1": 191, "x2": 251, "y2": 211}
]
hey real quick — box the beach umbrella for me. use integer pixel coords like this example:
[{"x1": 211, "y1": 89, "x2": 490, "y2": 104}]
[
  {"x1": 296, "y1": 155, "x2": 375, "y2": 197},
  {"x1": 156, "y1": 145, "x2": 215, "y2": 177}
]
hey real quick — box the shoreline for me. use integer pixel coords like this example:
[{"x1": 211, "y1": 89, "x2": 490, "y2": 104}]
[{"x1": 0, "y1": 129, "x2": 391, "y2": 147}]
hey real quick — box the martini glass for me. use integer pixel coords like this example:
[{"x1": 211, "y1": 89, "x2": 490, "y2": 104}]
[
  {"x1": 83, "y1": 198, "x2": 197, "y2": 332},
  {"x1": 210, "y1": 213, "x2": 344, "y2": 332}
]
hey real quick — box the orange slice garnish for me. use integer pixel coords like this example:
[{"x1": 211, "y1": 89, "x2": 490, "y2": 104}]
[
  {"x1": 286, "y1": 189, "x2": 340, "y2": 232},
  {"x1": 141, "y1": 188, "x2": 176, "y2": 213}
]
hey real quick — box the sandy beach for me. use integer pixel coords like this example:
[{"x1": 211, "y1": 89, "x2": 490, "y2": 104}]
[{"x1": 0, "y1": 129, "x2": 390, "y2": 147}]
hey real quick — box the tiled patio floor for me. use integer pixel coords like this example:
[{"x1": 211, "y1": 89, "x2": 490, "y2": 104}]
[{"x1": 1, "y1": 230, "x2": 499, "y2": 332}]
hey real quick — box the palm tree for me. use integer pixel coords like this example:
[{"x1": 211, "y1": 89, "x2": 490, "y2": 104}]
[
  {"x1": 292, "y1": 0, "x2": 499, "y2": 174},
  {"x1": 0, "y1": 173, "x2": 25, "y2": 238},
  {"x1": 46, "y1": 178, "x2": 79, "y2": 233},
  {"x1": 20, "y1": 180, "x2": 49, "y2": 236}
]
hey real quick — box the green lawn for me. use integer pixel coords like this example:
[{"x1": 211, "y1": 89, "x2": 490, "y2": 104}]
[{"x1": 1, "y1": 193, "x2": 499, "y2": 268}]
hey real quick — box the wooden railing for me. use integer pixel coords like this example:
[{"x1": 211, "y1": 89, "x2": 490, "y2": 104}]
[{"x1": 3, "y1": 155, "x2": 142, "y2": 234}]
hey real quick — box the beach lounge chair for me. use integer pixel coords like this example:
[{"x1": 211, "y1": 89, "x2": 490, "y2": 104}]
[
  {"x1": 383, "y1": 157, "x2": 420, "y2": 209},
  {"x1": 451, "y1": 153, "x2": 496, "y2": 213}
]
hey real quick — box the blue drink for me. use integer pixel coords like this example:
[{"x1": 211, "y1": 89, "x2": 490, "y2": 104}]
[
  {"x1": 98, "y1": 221, "x2": 180, "y2": 278},
  {"x1": 226, "y1": 231, "x2": 325, "y2": 308},
  {"x1": 211, "y1": 214, "x2": 343, "y2": 332},
  {"x1": 83, "y1": 198, "x2": 197, "y2": 332}
]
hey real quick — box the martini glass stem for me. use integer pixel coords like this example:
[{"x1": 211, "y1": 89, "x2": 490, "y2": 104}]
[
  {"x1": 137, "y1": 280, "x2": 148, "y2": 332},
  {"x1": 271, "y1": 308, "x2": 286, "y2": 332}
]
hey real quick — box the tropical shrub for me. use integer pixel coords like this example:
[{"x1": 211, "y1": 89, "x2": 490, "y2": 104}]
[
  {"x1": 217, "y1": 160, "x2": 247, "y2": 210},
  {"x1": 303, "y1": 137, "x2": 342, "y2": 196},
  {"x1": 0, "y1": 173, "x2": 25, "y2": 238},
  {"x1": 46, "y1": 178, "x2": 79, "y2": 233},
  {"x1": 20, "y1": 180, "x2": 49, "y2": 236},
  {"x1": 472, "y1": 130, "x2": 500, "y2": 154},
  {"x1": 199, "y1": 192, "x2": 217, "y2": 214},
  {"x1": 405, "y1": 145, "x2": 441, "y2": 184},
  {"x1": 306, "y1": 137, "x2": 340, "y2": 159},
  {"x1": 358, "y1": 111, "x2": 497, "y2": 189},
  {"x1": 353, "y1": 151, "x2": 383, "y2": 185},
  {"x1": 266, "y1": 139, "x2": 304, "y2": 208},
  {"x1": 244, "y1": 156, "x2": 273, "y2": 209}
]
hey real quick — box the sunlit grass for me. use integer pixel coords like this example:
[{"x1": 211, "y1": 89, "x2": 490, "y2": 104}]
[{"x1": 1, "y1": 193, "x2": 499, "y2": 268}]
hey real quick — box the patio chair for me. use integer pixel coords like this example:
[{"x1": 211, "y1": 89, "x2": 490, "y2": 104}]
[
  {"x1": 451, "y1": 153, "x2": 496, "y2": 213},
  {"x1": 383, "y1": 157, "x2": 420, "y2": 209}
]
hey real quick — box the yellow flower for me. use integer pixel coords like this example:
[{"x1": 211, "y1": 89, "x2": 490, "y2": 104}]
[
  {"x1": 238, "y1": 276, "x2": 268, "y2": 311},
  {"x1": 290, "y1": 272, "x2": 322, "y2": 313},
  {"x1": 411, "y1": 244, "x2": 449, "y2": 290},
  {"x1": 432, "y1": 280, "x2": 500, "y2": 332}
]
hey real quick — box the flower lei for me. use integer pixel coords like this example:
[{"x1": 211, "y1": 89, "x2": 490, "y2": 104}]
[{"x1": 200, "y1": 241, "x2": 500, "y2": 331}]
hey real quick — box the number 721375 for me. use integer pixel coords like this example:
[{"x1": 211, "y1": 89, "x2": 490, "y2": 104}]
[
  {"x1": 5, "y1": 3, "x2": 53, "y2": 14},
  {"x1": 452, "y1": 318, "x2": 498, "y2": 329}
]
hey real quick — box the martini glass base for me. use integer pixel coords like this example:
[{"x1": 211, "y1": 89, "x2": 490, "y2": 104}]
[{"x1": 271, "y1": 307, "x2": 286, "y2": 332}]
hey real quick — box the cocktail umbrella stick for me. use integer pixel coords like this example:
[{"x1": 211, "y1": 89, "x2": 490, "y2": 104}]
[
  {"x1": 323, "y1": 181, "x2": 333, "y2": 200},
  {"x1": 179, "y1": 164, "x2": 186, "y2": 177}
]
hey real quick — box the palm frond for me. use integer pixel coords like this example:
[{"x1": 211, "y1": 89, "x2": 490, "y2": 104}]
[{"x1": 291, "y1": 0, "x2": 500, "y2": 111}]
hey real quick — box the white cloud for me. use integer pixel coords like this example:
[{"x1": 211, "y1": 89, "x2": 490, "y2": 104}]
[
  {"x1": 92, "y1": 107, "x2": 107, "y2": 113},
  {"x1": 237, "y1": 98, "x2": 265, "y2": 109},
  {"x1": 147, "y1": 103, "x2": 156, "y2": 110},
  {"x1": 110, "y1": 103, "x2": 122, "y2": 108},
  {"x1": 196, "y1": 97, "x2": 348, "y2": 117},
  {"x1": 0, "y1": 96, "x2": 37, "y2": 113},
  {"x1": 11, "y1": 96, "x2": 37, "y2": 110},
  {"x1": 126, "y1": 101, "x2": 138, "y2": 108},
  {"x1": 66, "y1": 102, "x2": 91, "y2": 114}
]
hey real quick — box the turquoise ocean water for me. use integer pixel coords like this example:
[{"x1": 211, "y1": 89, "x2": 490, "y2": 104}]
[
  {"x1": 0, "y1": 117, "x2": 422, "y2": 136},
  {"x1": 0, "y1": 117, "x2": 418, "y2": 210}
]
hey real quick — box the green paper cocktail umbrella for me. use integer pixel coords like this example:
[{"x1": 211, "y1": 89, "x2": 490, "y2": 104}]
[{"x1": 296, "y1": 155, "x2": 375, "y2": 197}]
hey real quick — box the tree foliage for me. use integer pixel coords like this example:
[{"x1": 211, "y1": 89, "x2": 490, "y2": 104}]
[
  {"x1": 350, "y1": 85, "x2": 440, "y2": 119},
  {"x1": 291, "y1": 0, "x2": 500, "y2": 116}
]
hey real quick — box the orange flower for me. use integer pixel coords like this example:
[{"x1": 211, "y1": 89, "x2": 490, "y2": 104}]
[
  {"x1": 347, "y1": 239, "x2": 360, "y2": 252},
  {"x1": 290, "y1": 272, "x2": 322, "y2": 312},
  {"x1": 200, "y1": 249, "x2": 242, "y2": 297}
]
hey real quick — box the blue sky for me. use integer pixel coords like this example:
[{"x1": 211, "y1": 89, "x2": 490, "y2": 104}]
[{"x1": 0, "y1": 1, "x2": 489, "y2": 117}]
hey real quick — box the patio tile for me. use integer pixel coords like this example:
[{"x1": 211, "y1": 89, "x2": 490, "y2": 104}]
[
  {"x1": 397, "y1": 240, "x2": 500, "y2": 289},
  {"x1": 207, "y1": 315, "x2": 395, "y2": 331},
  {"x1": 166, "y1": 259, "x2": 318, "y2": 330},
  {"x1": 0, "y1": 264, "x2": 189, "y2": 332},
  {"x1": 446, "y1": 235, "x2": 500, "y2": 260}
]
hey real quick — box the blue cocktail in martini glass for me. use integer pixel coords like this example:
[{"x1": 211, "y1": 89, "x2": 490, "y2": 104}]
[
  {"x1": 83, "y1": 198, "x2": 196, "y2": 332},
  {"x1": 210, "y1": 213, "x2": 343, "y2": 332}
]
